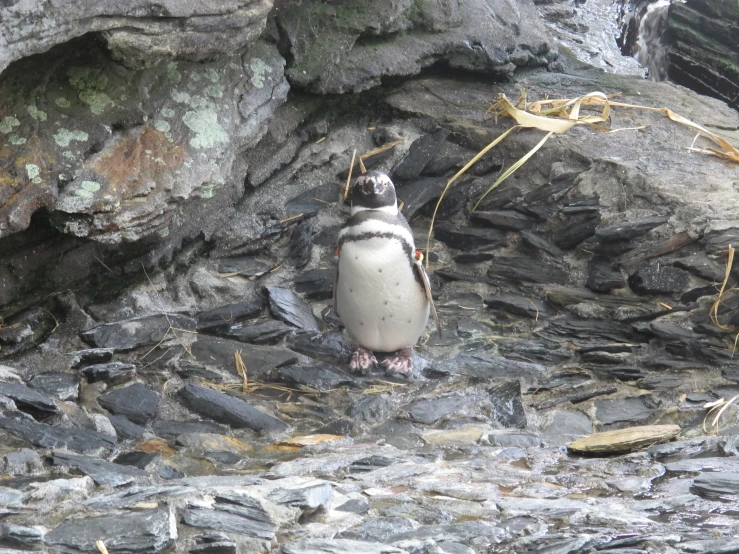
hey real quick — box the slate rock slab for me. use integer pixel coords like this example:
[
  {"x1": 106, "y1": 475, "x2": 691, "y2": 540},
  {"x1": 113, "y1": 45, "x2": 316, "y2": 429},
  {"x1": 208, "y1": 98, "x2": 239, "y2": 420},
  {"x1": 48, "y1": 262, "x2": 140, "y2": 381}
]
[
  {"x1": 628, "y1": 267, "x2": 689, "y2": 295},
  {"x1": 393, "y1": 130, "x2": 449, "y2": 181},
  {"x1": 44, "y1": 506, "x2": 176, "y2": 553},
  {"x1": 268, "y1": 482, "x2": 333, "y2": 510},
  {"x1": 595, "y1": 216, "x2": 669, "y2": 242},
  {"x1": 274, "y1": 365, "x2": 353, "y2": 391},
  {"x1": 107, "y1": 415, "x2": 148, "y2": 440},
  {"x1": 489, "y1": 380, "x2": 527, "y2": 429},
  {"x1": 265, "y1": 287, "x2": 321, "y2": 332},
  {"x1": 346, "y1": 394, "x2": 397, "y2": 426},
  {"x1": 178, "y1": 384, "x2": 288, "y2": 432},
  {"x1": 586, "y1": 256, "x2": 625, "y2": 292},
  {"x1": 286, "y1": 331, "x2": 353, "y2": 366},
  {"x1": 0, "y1": 416, "x2": 116, "y2": 453},
  {"x1": 52, "y1": 452, "x2": 147, "y2": 487},
  {"x1": 596, "y1": 397, "x2": 659, "y2": 426},
  {"x1": 294, "y1": 269, "x2": 335, "y2": 300},
  {"x1": 487, "y1": 257, "x2": 567, "y2": 285},
  {"x1": 98, "y1": 383, "x2": 160, "y2": 425},
  {"x1": 0, "y1": 383, "x2": 59, "y2": 419},
  {"x1": 282, "y1": 538, "x2": 407, "y2": 554},
  {"x1": 80, "y1": 362, "x2": 137, "y2": 384},
  {"x1": 487, "y1": 294, "x2": 547, "y2": 319},
  {"x1": 196, "y1": 300, "x2": 266, "y2": 332},
  {"x1": 225, "y1": 319, "x2": 293, "y2": 345},
  {"x1": 434, "y1": 223, "x2": 506, "y2": 250},
  {"x1": 407, "y1": 396, "x2": 469, "y2": 425},
  {"x1": 567, "y1": 424, "x2": 680, "y2": 454},
  {"x1": 80, "y1": 314, "x2": 196, "y2": 351},
  {"x1": 191, "y1": 336, "x2": 298, "y2": 379},
  {"x1": 27, "y1": 372, "x2": 80, "y2": 402},
  {"x1": 690, "y1": 472, "x2": 739, "y2": 499}
]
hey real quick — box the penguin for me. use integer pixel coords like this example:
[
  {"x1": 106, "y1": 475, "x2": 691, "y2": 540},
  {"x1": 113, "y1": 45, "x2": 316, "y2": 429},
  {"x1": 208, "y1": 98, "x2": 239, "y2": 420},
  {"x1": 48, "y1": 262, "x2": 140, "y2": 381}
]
[{"x1": 334, "y1": 170, "x2": 440, "y2": 376}]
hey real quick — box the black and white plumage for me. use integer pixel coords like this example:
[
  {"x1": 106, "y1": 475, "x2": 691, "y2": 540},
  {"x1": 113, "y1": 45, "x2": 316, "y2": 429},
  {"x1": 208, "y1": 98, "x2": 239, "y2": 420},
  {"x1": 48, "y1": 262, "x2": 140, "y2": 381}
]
[{"x1": 334, "y1": 171, "x2": 439, "y2": 375}]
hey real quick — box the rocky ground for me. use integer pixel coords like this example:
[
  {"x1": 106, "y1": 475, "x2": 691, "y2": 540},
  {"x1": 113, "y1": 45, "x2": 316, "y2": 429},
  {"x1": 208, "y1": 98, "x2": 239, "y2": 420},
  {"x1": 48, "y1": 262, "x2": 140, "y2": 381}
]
[{"x1": 3, "y1": 0, "x2": 739, "y2": 553}]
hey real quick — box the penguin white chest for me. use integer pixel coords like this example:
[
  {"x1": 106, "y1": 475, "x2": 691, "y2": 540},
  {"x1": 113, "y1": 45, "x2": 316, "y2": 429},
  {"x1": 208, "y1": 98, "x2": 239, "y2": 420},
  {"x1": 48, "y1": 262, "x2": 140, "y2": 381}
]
[{"x1": 337, "y1": 237, "x2": 430, "y2": 352}]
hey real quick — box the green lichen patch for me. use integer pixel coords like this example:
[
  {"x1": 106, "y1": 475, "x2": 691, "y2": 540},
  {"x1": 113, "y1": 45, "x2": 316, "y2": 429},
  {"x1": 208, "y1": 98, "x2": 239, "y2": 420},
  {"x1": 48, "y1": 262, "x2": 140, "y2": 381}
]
[
  {"x1": 68, "y1": 67, "x2": 115, "y2": 114},
  {"x1": 55, "y1": 97, "x2": 71, "y2": 108},
  {"x1": 198, "y1": 183, "x2": 216, "y2": 198},
  {"x1": 182, "y1": 110, "x2": 228, "y2": 149},
  {"x1": 205, "y1": 68, "x2": 220, "y2": 83},
  {"x1": 167, "y1": 62, "x2": 182, "y2": 84},
  {"x1": 53, "y1": 129, "x2": 89, "y2": 147},
  {"x1": 26, "y1": 164, "x2": 42, "y2": 184},
  {"x1": 249, "y1": 59, "x2": 272, "y2": 88},
  {"x1": 0, "y1": 116, "x2": 20, "y2": 133},
  {"x1": 27, "y1": 105, "x2": 47, "y2": 121},
  {"x1": 79, "y1": 90, "x2": 114, "y2": 115},
  {"x1": 9, "y1": 134, "x2": 26, "y2": 145},
  {"x1": 161, "y1": 108, "x2": 176, "y2": 118},
  {"x1": 205, "y1": 84, "x2": 224, "y2": 98}
]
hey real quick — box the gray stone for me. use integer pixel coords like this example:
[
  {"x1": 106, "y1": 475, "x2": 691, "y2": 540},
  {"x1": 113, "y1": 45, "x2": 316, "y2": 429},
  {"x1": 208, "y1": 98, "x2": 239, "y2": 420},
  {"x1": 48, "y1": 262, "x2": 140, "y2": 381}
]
[
  {"x1": 0, "y1": 383, "x2": 59, "y2": 419},
  {"x1": 267, "y1": 482, "x2": 333, "y2": 511},
  {"x1": 346, "y1": 394, "x2": 397, "y2": 426},
  {"x1": 107, "y1": 415, "x2": 148, "y2": 440},
  {"x1": 98, "y1": 383, "x2": 160, "y2": 424},
  {"x1": 2, "y1": 448, "x2": 44, "y2": 476},
  {"x1": 596, "y1": 397, "x2": 658, "y2": 426},
  {"x1": 543, "y1": 411, "x2": 593, "y2": 442},
  {"x1": 282, "y1": 539, "x2": 407, "y2": 554},
  {"x1": 489, "y1": 380, "x2": 527, "y2": 429},
  {"x1": 191, "y1": 336, "x2": 298, "y2": 380},
  {"x1": 81, "y1": 314, "x2": 196, "y2": 351},
  {"x1": 393, "y1": 130, "x2": 450, "y2": 181},
  {"x1": 44, "y1": 506, "x2": 176, "y2": 553},
  {"x1": 274, "y1": 364, "x2": 353, "y2": 392},
  {"x1": 265, "y1": 287, "x2": 321, "y2": 332},
  {"x1": 407, "y1": 396, "x2": 468, "y2": 425},
  {"x1": 52, "y1": 451, "x2": 148, "y2": 487},
  {"x1": 27, "y1": 372, "x2": 80, "y2": 402},
  {"x1": 690, "y1": 472, "x2": 739, "y2": 499},
  {"x1": 80, "y1": 362, "x2": 137, "y2": 384},
  {"x1": 0, "y1": 417, "x2": 116, "y2": 453},
  {"x1": 178, "y1": 384, "x2": 288, "y2": 432},
  {"x1": 0, "y1": 523, "x2": 46, "y2": 548}
]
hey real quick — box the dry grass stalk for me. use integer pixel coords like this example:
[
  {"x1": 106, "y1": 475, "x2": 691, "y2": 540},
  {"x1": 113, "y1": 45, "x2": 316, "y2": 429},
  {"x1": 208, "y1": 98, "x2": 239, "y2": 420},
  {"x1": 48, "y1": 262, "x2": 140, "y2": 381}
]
[
  {"x1": 343, "y1": 149, "x2": 357, "y2": 201},
  {"x1": 709, "y1": 245, "x2": 736, "y2": 332},
  {"x1": 703, "y1": 395, "x2": 739, "y2": 434},
  {"x1": 96, "y1": 541, "x2": 110, "y2": 554},
  {"x1": 234, "y1": 350, "x2": 248, "y2": 394}
]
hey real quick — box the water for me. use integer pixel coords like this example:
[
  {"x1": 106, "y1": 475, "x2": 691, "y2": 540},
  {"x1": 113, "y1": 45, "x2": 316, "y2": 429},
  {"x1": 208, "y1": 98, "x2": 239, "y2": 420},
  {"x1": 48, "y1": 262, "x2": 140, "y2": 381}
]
[{"x1": 634, "y1": 0, "x2": 671, "y2": 80}]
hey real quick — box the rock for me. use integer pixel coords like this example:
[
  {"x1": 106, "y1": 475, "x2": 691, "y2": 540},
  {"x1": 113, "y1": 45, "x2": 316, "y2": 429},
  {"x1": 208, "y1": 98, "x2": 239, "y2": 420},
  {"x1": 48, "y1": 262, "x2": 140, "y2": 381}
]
[
  {"x1": 690, "y1": 472, "x2": 739, "y2": 500},
  {"x1": 0, "y1": 364, "x2": 23, "y2": 383},
  {"x1": 489, "y1": 380, "x2": 527, "y2": 429},
  {"x1": 586, "y1": 256, "x2": 625, "y2": 292},
  {"x1": 393, "y1": 130, "x2": 450, "y2": 181},
  {"x1": 567, "y1": 425, "x2": 681, "y2": 454},
  {"x1": 0, "y1": 383, "x2": 59, "y2": 419},
  {"x1": 454, "y1": 252, "x2": 494, "y2": 264},
  {"x1": 191, "y1": 336, "x2": 298, "y2": 380},
  {"x1": 52, "y1": 452, "x2": 147, "y2": 487},
  {"x1": 80, "y1": 362, "x2": 137, "y2": 384},
  {"x1": 673, "y1": 253, "x2": 727, "y2": 282},
  {"x1": 2, "y1": 448, "x2": 44, "y2": 476},
  {"x1": 98, "y1": 383, "x2": 160, "y2": 425},
  {"x1": 0, "y1": 417, "x2": 117, "y2": 453},
  {"x1": 294, "y1": 269, "x2": 335, "y2": 300},
  {"x1": 470, "y1": 210, "x2": 535, "y2": 231},
  {"x1": 178, "y1": 384, "x2": 288, "y2": 433},
  {"x1": 288, "y1": 218, "x2": 314, "y2": 269},
  {"x1": 430, "y1": 354, "x2": 545, "y2": 380},
  {"x1": 267, "y1": 481, "x2": 333, "y2": 511},
  {"x1": 196, "y1": 300, "x2": 267, "y2": 332},
  {"x1": 81, "y1": 314, "x2": 196, "y2": 351},
  {"x1": 282, "y1": 538, "x2": 406, "y2": 554},
  {"x1": 628, "y1": 267, "x2": 690, "y2": 295},
  {"x1": 286, "y1": 331, "x2": 352, "y2": 366},
  {"x1": 595, "y1": 216, "x2": 669, "y2": 242},
  {"x1": 487, "y1": 294, "x2": 547, "y2": 319},
  {"x1": 664, "y1": 0, "x2": 739, "y2": 111},
  {"x1": 543, "y1": 411, "x2": 593, "y2": 442},
  {"x1": 285, "y1": 186, "x2": 341, "y2": 217},
  {"x1": 27, "y1": 372, "x2": 80, "y2": 402},
  {"x1": 45, "y1": 506, "x2": 176, "y2": 553},
  {"x1": 552, "y1": 213, "x2": 601, "y2": 250},
  {"x1": 520, "y1": 230, "x2": 565, "y2": 258},
  {"x1": 278, "y1": 0, "x2": 552, "y2": 94},
  {"x1": 224, "y1": 318, "x2": 294, "y2": 345},
  {"x1": 107, "y1": 415, "x2": 148, "y2": 440},
  {"x1": 216, "y1": 258, "x2": 271, "y2": 278},
  {"x1": 0, "y1": 308, "x2": 57, "y2": 359},
  {"x1": 422, "y1": 426, "x2": 486, "y2": 446},
  {"x1": 114, "y1": 451, "x2": 159, "y2": 470},
  {"x1": 434, "y1": 224, "x2": 506, "y2": 251},
  {"x1": 152, "y1": 419, "x2": 229, "y2": 439},
  {"x1": 406, "y1": 396, "x2": 470, "y2": 425},
  {"x1": 67, "y1": 348, "x2": 115, "y2": 368},
  {"x1": 183, "y1": 491, "x2": 294, "y2": 540},
  {"x1": 596, "y1": 397, "x2": 658, "y2": 426},
  {"x1": 487, "y1": 257, "x2": 567, "y2": 285},
  {"x1": 274, "y1": 365, "x2": 353, "y2": 391},
  {"x1": 189, "y1": 532, "x2": 237, "y2": 554},
  {"x1": 0, "y1": 522, "x2": 46, "y2": 549},
  {"x1": 265, "y1": 287, "x2": 321, "y2": 332},
  {"x1": 346, "y1": 394, "x2": 397, "y2": 426},
  {"x1": 395, "y1": 176, "x2": 448, "y2": 218}
]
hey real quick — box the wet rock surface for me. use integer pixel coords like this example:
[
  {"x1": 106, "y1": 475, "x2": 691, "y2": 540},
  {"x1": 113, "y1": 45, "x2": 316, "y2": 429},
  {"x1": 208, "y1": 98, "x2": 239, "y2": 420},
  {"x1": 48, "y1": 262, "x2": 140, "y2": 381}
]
[{"x1": 2, "y1": 0, "x2": 739, "y2": 551}]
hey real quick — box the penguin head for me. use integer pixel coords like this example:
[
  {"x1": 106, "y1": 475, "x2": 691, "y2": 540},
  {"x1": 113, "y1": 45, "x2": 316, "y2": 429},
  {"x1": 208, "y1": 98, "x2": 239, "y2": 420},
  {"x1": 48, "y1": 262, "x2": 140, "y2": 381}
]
[{"x1": 349, "y1": 171, "x2": 398, "y2": 214}]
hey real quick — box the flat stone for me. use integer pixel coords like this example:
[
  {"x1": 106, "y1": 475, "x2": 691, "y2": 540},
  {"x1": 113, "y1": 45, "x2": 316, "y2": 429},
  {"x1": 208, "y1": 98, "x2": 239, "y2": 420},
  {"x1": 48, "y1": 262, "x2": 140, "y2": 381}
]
[
  {"x1": 552, "y1": 213, "x2": 601, "y2": 250},
  {"x1": 596, "y1": 397, "x2": 658, "y2": 426},
  {"x1": 191, "y1": 336, "x2": 298, "y2": 380},
  {"x1": 454, "y1": 252, "x2": 494, "y2": 264},
  {"x1": 0, "y1": 417, "x2": 117, "y2": 453},
  {"x1": 196, "y1": 300, "x2": 266, "y2": 332},
  {"x1": 395, "y1": 176, "x2": 448, "y2": 218},
  {"x1": 487, "y1": 257, "x2": 567, "y2": 285},
  {"x1": 586, "y1": 256, "x2": 625, "y2": 292},
  {"x1": 520, "y1": 230, "x2": 565, "y2": 258},
  {"x1": 216, "y1": 258, "x2": 271, "y2": 278},
  {"x1": 178, "y1": 384, "x2": 288, "y2": 432},
  {"x1": 286, "y1": 331, "x2": 353, "y2": 366},
  {"x1": 80, "y1": 362, "x2": 137, "y2": 384},
  {"x1": 673, "y1": 253, "x2": 726, "y2": 282},
  {"x1": 690, "y1": 472, "x2": 739, "y2": 499},
  {"x1": 0, "y1": 522, "x2": 45, "y2": 549},
  {"x1": 26, "y1": 372, "x2": 80, "y2": 402},
  {"x1": 108, "y1": 415, "x2": 148, "y2": 440},
  {"x1": 288, "y1": 218, "x2": 314, "y2": 269},
  {"x1": 152, "y1": 420, "x2": 229, "y2": 438},
  {"x1": 0, "y1": 364, "x2": 23, "y2": 383},
  {"x1": 346, "y1": 394, "x2": 397, "y2": 426},
  {"x1": 393, "y1": 130, "x2": 450, "y2": 180},
  {"x1": 489, "y1": 380, "x2": 527, "y2": 428},
  {"x1": 189, "y1": 532, "x2": 237, "y2": 554},
  {"x1": 628, "y1": 267, "x2": 690, "y2": 295},
  {"x1": 282, "y1": 539, "x2": 406, "y2": 554},
  {"x1": 67, "y1": 348, "x2": 115, "y2": 368},
  {"x1": 285, "y1": 185, "x2": 339, "y2": 216},
  {"x1": 336, "y1": 498, "x2": 370, "y2": 514},
  {"x1": 422, "y1": 426, "x2": 486, "y2": 446},
  {"x1": 265, "y1": 287, "x2": 321, "y2": 332},
  {"x1": 487, "y1": 294, "x2": 547, "y2": 319},
  {"x1": 274, "y1": 365, "x2": 353, "y2": 391},
  {"x1": 434, "y1": 223, "x2": 506, "y2": 250},
  {"x1": 543, "y1": 410, "x2": 593, "y2": 440},
  {"x1": 45, "y1": 506, "x2": 176, "y2": 553},
  {"x1": 348, "y1": 455, "x2": 400, "y2": 474},
  {"x1": 80, "y1": 314, "x2": 197, "y2": 351},
  {"x1": 267, "y1": 481, "x2": 333, "y2": 510},
  {"x1": 3, "y1": 448, "x2": 44, "y2": 476},
  {"x1": 294, "y1": 269, "x2": 335, "y2": 300},
  {"x1": 224, "y1": 318, "x2": 293, "y2": 345},
  {"x1": 430, "y1": 354, "x2": 545, "y2": 380},
  {"x1": 0, "y1": 308, "x2": 57, "y2": 359},
  {"x1": 596, "y1": 216, "x2": 669, "y2": 241},
  {"x1": 470, "y1": 210, "x2": 535, "y2": 231},
  {"x1": 407, "y1": 396, "x2": 469, "y2": 424},
  {"x1": 0, "y1": 383, "x2": 59, "y2": 419},
  {"x1": 52, "y1": 451, "x2": 147, "y2": 487},
  {"x1": 114, "y1": 451, "x2": 159, "y2": 469},
  {"x1": 567, "y1": 424, "x2": 681, "y2": 454},
  {"x1": 98, "y1": 383, "x2": 160, "y2": 425}
]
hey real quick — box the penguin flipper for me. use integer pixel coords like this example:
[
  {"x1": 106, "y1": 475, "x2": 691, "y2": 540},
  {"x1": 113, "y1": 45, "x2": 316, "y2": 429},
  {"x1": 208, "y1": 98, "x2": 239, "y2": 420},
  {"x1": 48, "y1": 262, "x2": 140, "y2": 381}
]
[{"x1": 414, "y1": 260, "x2": 441, "y2": 338}]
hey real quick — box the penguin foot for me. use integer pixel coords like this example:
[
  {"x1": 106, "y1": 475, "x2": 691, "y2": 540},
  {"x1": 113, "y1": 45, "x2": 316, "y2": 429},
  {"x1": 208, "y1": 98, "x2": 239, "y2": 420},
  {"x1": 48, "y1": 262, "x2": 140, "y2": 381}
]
[
  {"x1": 381, "y1": 347, "x2": 413, "y2": 376},
  {"x1": 350, "y1": 346, "x2": 378, "y2": 374}
]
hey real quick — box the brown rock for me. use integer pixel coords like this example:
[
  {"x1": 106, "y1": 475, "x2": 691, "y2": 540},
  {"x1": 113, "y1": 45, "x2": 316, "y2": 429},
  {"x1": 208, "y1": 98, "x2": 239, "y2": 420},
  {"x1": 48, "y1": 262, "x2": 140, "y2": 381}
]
[{"x1": 567, "y1": 424, "x2": 680, "y2": 454}]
